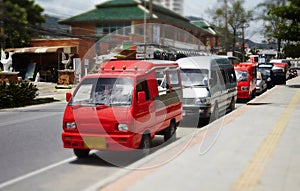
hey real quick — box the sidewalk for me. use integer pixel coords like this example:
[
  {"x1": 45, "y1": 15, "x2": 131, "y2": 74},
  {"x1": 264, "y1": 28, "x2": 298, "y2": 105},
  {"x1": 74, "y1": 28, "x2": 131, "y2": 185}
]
[
  {"x1": 95, "y1": 76, "x2": 300, "y2": 191},
  {"x1": 33, "y1": 82, "x2": 75, "y2": 102}
]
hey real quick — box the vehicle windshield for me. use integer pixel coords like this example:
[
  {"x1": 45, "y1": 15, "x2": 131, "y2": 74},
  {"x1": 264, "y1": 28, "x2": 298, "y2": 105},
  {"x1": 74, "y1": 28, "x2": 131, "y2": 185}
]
[
  {"x1": 235, "y1": 70, "x2": 248, "y2": 82},
  {"x1": 258, "y1": 67, "x2": 271, "y2": 77},
  {"x1": 180, "y1": 69, "x2": 209, "y2": 87},
  {"x1": 71, "y1": 77, "x2": 133, "y2": 106}
]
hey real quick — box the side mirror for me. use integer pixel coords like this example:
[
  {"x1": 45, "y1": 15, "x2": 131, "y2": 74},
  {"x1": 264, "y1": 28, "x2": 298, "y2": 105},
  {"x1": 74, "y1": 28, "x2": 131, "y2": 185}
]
[
  {"x1": 138, "y1": 91, "x2": 146, "y2": 104},
  {"x1": 66, "y1": 92, "x2": 72, "y2": 102}
]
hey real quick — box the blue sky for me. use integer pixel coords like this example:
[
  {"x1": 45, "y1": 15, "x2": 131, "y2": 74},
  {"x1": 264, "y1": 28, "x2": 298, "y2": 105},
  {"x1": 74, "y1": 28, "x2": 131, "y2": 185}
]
[{"x1": 35, "y1": 0, "x2": 265, "y2": 42}]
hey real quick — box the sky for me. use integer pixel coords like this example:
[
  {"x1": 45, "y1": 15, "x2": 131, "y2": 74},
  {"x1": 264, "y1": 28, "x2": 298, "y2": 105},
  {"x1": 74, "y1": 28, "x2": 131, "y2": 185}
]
[{"x1": 35, "y1": 0, "x2": 265, "y2": 42}]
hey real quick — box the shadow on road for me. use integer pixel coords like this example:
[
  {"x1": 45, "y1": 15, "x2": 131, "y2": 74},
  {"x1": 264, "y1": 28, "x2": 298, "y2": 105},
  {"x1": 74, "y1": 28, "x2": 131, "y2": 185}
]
[{"x1": 69, "y1": 136, "x2": 177, "y2": 168}]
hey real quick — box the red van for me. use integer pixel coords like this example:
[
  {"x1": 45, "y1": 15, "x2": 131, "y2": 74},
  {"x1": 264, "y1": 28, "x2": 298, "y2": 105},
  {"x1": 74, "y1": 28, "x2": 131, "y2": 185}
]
[
  {"x1": 234, "y1": 62, "x2": 257, "y2": 101},
  {"x1": 62, "y1": 60, "x2": 182, "y2": 158}
]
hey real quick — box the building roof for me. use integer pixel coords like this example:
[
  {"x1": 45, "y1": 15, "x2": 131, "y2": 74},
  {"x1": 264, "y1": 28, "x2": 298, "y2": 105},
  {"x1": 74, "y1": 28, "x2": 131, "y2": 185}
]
[
  {"x1": 59, "y1": 0, "x2": 204, "y2": 33},
  {"x1": 60, "y1": 2, "x2": 146, "y2": 23},
  {"x1": 191, "y1": 20, "x2": 221, "y2": 36},
  {"x1": 6, "y1": 46, "x2": 78, "y2": 54}
]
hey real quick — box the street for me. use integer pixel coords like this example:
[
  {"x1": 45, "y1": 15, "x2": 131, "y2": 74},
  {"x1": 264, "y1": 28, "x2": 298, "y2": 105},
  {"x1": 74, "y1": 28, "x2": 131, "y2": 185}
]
[{"x1": 0, "y1": 100, "x2": 243, "y2": 190}]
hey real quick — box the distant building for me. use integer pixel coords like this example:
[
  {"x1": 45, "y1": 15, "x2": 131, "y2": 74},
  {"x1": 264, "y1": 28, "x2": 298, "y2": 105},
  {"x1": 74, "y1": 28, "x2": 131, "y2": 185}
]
[
  {"x1": 4, "y1": 0, "x2": 221, "y2": 82},
  {"x1": 59, "y1": 0, "x2": 220, "y2": 55},
  {"x1": 153, "y1": 0, "x2": 184, "y2": 15}
]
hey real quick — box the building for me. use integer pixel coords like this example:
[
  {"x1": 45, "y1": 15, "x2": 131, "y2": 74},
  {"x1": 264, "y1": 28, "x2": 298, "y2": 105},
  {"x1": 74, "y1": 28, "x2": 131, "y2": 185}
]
[
  {"x1": 4, "y1": 0, "x2": 220, "y2": 83},
  {"x1": 59, "y1": 0, "x2": 219, "y2": 56},
  {"x1": 153, "y1": 0, "x2": 184, "y2": 15}
]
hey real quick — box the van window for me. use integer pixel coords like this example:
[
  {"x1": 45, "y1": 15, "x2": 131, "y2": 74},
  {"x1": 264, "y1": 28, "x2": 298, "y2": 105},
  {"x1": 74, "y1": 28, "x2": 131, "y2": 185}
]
[
  {"x1": 71, "y1": 77, "x2": 133, "y2": 106},
  {"x1": 210, "y1": 69, "x2": 218, "y2": 86},
  {"x1": 169, "y1": 69, "x2": 181, "y2": 89},
  {"x1": 228, "y1": 68, "x2": 237, "y2": 83},
  {"x1": 235, "y1": 70, "x2": 248, "y2": 82},
  {"x1": 180, "y1": 69, "x2": 209, "y2": 87},
  {"x1": 156, "y1": 70, "x2": 168, "y2": 95},
  {"x1": 136, "y1": 79, "x2": 150, "y2": 101},
  {"x1": 221, "y1": 69, "x2": 228, "y2": 84}
]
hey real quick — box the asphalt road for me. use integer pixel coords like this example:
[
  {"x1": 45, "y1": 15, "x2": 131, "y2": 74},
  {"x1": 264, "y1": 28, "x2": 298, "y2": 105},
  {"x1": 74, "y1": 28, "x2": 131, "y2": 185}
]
[{"x1": 0, "y1": 100, "x2": 244, "y2": 191}]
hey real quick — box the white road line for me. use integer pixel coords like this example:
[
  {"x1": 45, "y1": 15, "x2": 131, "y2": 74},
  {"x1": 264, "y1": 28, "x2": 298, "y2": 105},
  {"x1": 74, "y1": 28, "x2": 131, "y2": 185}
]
[{"x1": 0, "y1": 156, "x2": 76, "y2": 189}]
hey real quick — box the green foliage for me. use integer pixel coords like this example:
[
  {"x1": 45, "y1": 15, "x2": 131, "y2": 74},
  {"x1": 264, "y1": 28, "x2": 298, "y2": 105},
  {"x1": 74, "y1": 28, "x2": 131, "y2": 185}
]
[
  {"x1": 283, "y1": 43, "x2": 300, "y2": 58},
  {"x1": 0, "y1": 81, "x2": 38, "y2": 108},
  {"x1": 269, "y1": 0, "x2": 300, "y2": 42},
  {"x1": 3, "y1": 0, "x2": 45, "y2": 48},
  {"x1": 209, "y1": 0, "x2": 253, "y2": 51}
]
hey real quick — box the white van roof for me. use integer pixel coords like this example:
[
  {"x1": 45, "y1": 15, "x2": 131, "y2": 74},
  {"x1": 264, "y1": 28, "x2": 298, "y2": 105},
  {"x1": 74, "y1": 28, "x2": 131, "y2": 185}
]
[{"x1": 177, "y1": 56, "x2": 229, "y2": 69}]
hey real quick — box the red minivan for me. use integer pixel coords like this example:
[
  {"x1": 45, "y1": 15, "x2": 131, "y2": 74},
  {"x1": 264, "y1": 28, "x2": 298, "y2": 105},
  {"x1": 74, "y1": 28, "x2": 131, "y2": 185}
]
[
  {"x1": 62, "y1": 60, "x2": 182, "y2": 158},
  {"x1": 234, "y1": 62, "x2": 257, "y2": 101}
]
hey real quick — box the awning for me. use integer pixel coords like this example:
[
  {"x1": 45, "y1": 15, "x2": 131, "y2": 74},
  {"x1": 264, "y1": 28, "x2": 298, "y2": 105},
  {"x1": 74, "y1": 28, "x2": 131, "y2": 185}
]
[{"x1": 6, "y1": 46, "x2": 78, "y2": 54}]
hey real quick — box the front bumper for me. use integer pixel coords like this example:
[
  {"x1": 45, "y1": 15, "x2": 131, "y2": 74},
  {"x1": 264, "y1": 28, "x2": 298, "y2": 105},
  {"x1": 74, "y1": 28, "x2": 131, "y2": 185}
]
[
  {"x1": 182, "y1": 105, "x2": 212, "y2": 119},
  {"x1": 62, "y1": 132, "x2": 141, "y2": 151}
]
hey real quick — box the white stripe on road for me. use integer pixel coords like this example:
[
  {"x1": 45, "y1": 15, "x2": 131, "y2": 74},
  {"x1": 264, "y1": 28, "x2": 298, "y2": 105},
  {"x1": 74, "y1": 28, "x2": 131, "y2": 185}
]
[{"x1": 0, "y1": 157, "x2": 77, "y2": 189}]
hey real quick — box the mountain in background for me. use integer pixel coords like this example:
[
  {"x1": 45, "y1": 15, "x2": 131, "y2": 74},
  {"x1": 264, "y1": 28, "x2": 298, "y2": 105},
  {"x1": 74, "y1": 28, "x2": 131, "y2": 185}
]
[{"x1": 40, "y1": 15, "x2": 70, "y2": 38}]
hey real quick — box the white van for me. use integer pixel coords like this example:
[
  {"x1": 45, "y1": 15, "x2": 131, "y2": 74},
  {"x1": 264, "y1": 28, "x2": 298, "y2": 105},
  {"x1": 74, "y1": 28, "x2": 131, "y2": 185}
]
[{"x1": 177, "y1": 56, "x2": 237, "y2": 124}]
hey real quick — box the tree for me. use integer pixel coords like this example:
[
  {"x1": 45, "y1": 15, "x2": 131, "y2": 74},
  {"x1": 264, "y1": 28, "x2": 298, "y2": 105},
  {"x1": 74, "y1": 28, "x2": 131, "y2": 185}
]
[
  {"x1": 270, "y1": 0, "x2": 300, "y2": 58},
  {"x1": 210, "y1": 0, "x2": 253, "y2": 58},
  {"x1": 269, "y1": 0, "x2": 300, "y2": 42},
  {"x1": 3, "y1": 0, "x2": 45, "y2": 48},
  {"x1": 255, "y1": 0, "x2": 288, "y2": 57}
]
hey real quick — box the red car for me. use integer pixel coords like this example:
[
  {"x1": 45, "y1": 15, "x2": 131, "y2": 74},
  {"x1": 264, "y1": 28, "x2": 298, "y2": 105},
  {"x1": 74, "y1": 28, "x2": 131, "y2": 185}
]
[
  {"x1": 234, "y1": 62, "x2": 257, "y2": 101},
  {"x1": 62, "y1": 60, "x2": 182, "y2": 158}
]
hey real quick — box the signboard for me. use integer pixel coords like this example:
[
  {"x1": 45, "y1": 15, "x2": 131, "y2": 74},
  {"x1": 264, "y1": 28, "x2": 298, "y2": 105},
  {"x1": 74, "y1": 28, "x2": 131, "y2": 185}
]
[
  {"x1": 73, "y1": 58, "x2": 81, "y2": 75},
  {"x1": 84, "y1": 59, "x2": 89, "y2": 69},
  {"x1": 135, "y1": 45, "x2": 154, "y2": 59}
]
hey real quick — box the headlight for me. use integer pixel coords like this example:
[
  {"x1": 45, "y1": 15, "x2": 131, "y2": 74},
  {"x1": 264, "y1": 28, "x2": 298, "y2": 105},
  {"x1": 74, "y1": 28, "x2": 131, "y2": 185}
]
[
  {"x1": 195, "y1": 97, "x2": 211, "y2": 104},
  {"x1": 66, "y1": 122, "x2": 77, "y2": 129},
  {"x1": 118, "y1": 124, "x2": 128, "y2": 131}
]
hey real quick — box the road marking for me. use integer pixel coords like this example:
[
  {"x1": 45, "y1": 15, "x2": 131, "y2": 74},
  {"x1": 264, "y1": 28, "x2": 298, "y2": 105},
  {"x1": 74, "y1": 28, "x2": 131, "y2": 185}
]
[
  {"x1": 231, "y1": 89, "x2": 300, "y2": 191},
  {"x1": 0, "y1": 157, "x2": 76, "y2": 189}
]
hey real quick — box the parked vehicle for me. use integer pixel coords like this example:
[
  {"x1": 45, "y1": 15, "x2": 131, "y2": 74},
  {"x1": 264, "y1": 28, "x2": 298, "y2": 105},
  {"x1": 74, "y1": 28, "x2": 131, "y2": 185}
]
[
  {"x1": 256, "y1": 71, "x2": 268, "y2": 95},
  {"x1": 234, "y1": 62, "x2": 257, "y2": 101},
  {"x1": 219, "y1": 55, "x2": 241, "y2": 65},
  {"x1": 249, "y1": 55, "x2": 259, "y2": 64},
  {"x1": 288, "y1": 68, "x2": 298, "y2": 79},
  {"x1": 270, "y1": 59, "x2": 291, "y2": 68},
  {"x1": 62, "y1": 60, "x2": 182, "y2": 158},
  {"x1": 258, "y1": 63, "x2": 274, "y2": 89},
  {"x1": 177, "y1": 56, "x2": 237, "y2": 124},
  {"x1": 271, "y1": 63, "x2": 288, "y2": 85}
]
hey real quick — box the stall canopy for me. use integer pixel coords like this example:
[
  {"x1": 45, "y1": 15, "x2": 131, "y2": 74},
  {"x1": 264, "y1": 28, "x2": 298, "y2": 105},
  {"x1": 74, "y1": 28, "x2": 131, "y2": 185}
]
[{"x1": 6, "y1": 46, "x2": 78, "y2": 54}]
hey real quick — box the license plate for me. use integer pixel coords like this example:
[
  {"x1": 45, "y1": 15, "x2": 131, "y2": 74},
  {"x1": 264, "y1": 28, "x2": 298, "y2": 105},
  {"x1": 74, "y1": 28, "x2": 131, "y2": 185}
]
[{"x1": 83, "y1": 137, "x2": 106, "y2": 149}]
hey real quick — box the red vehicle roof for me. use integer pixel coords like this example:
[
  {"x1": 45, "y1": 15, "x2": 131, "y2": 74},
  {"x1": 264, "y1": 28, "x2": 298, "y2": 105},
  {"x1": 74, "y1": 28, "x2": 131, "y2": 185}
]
[{"x1": 100, "y1": 60, "x2": 178, "y2": 73}]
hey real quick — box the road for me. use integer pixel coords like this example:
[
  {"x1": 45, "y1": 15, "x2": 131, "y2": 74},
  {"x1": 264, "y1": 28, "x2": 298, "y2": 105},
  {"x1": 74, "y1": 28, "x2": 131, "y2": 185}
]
[{"x1": 0, "y1": 100, "x2": 244, "y2": 190}]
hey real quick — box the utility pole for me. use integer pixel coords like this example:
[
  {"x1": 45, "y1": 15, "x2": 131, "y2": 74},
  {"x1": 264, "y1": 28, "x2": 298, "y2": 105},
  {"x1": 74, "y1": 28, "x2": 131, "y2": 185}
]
[
  {"x1": 224, "y1": 0, "x2": 228, "y2": 53},
  {"x1": 0, "y1": 0, "x2": 5, "y2": 50},
  {"x1": 149, "y1": 0, "x2": 153, "y2": 19}
]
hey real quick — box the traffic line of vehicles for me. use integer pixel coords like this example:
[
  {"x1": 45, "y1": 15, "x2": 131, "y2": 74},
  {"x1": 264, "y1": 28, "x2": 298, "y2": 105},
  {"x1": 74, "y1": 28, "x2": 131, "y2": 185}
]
[{"x1": 61, "y1": 55, "x2": 296, "y2": 158}]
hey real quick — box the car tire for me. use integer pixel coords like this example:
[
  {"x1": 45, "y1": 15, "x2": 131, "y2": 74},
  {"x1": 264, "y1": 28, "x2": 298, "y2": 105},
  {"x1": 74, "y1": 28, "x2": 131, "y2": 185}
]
[
  {"x1": 139, "y1": 134, "x2": 151, "y2": 156},
  {"x1": 229, "y1": 97, "x2": 236, "y2": 112},
  {"x1": 211, "y1": 103, "x2": 219, "y2": 122},
  {"x1": 73, "y1": 149, "x2": 90, "y2": 158},
  {"x1": 164, "y1": 121, "x2": 176, "y2": 142}
]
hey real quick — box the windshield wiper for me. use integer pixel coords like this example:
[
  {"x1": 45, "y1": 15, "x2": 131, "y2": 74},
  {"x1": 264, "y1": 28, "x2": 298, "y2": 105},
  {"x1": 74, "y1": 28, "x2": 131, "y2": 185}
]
[{"x1": 192, "y1": 84, "x2": 207, "y2": 87}]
